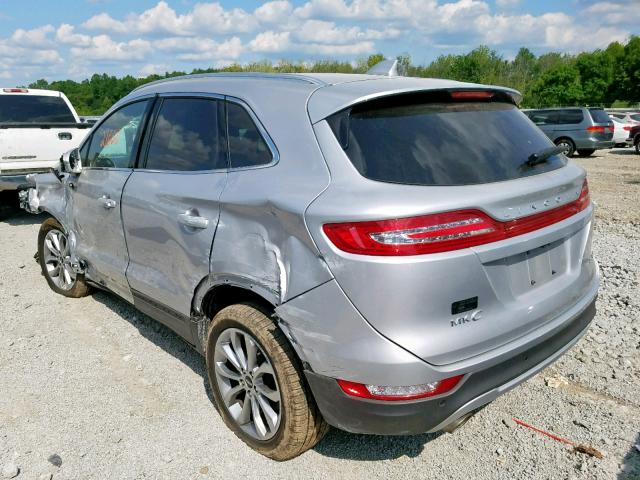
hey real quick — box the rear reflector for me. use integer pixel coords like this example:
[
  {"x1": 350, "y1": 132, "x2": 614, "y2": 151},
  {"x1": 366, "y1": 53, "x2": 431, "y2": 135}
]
[
  {"x1": 3, "y1": 88, "x2": 28, "y2": 93},
  {"x1": 323, "y1": 179, "x2": 590, "y2": 256},
  {"x1": 337, "y1": 375, "x2": 464, "y2": 401}
]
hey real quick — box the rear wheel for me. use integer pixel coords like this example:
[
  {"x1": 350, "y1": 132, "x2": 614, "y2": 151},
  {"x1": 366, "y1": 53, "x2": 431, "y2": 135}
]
[
  {"x1": 635, "y1": 136, "x2": 640, "y2": 155},
  {"x1": 206, "y1": 303, "x2": 328, "y2": 461},
  {"x1": 576, "y1": 149, "x2": 595, "y2": 157},
  {"x1": 38, "y1": 217, "x2": 91, "y2": 298},
  {"x1": 555, "y1": 138, "x2": 575, "y2": 157}
]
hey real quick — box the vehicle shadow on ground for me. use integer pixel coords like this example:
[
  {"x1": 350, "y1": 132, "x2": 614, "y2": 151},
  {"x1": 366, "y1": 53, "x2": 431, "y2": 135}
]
[
  {"x1": 91, "y1": 290, "x2": 443, "y2": 461},
  {"x1": 1, "y1": 209, "x2": 45, "y2": 226},
  {"x1": 618, "y1": 432, "x2": 640, "y2": 479}
]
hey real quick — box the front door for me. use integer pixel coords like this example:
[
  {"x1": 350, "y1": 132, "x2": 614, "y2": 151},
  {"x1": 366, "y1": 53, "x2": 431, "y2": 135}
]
[
  {"x1": 121, "y1": 96, "x2": 227, "y2": 340},
  {"x1": 72, "y1": 100, "x2": 152, "y2": 302}
]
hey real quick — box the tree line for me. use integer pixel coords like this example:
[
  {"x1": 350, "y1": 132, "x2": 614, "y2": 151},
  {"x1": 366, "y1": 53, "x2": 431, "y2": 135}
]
[{"x1": 29, "y1": 37, "x2": 640, "y2": 115}]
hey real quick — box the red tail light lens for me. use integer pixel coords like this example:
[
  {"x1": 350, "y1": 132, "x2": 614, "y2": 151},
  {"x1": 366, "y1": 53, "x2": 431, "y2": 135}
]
[
  {"x1": 323, "y1": 180, "x2": 590, "y2": 256},
  {"x1": 623, "y1": 126, "x2": 631, "y2": 131},
  {"x1": 337, "y1": 375, "x2": 464, "y2": 401},
  {"x1": 586, "y1": 125, "x2": 609, "y2": 133},
  {"x1": 2, "y1": 88, "x2": 28, "y2": 93}
]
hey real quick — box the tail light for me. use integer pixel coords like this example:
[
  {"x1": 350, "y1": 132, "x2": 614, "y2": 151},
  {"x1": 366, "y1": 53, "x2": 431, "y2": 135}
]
[
  {"x1": 450, "y1": 91, "x2": 494, "y2": 100},
  {"x1": 323, "y1": 180, "x2": 590, "y2": 256},
  {"x1": 2, "y1": 88, "x2": 28, "y2": 93},
  {"x1": 337, "y1": 375, "x2": 464, "y2": 401},
  {"x1": 623, "y1": 126, "x2": 631, "y2": 131}
]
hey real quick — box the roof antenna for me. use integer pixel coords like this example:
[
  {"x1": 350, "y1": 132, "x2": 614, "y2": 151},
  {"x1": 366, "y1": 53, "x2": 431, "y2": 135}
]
[{"x1": 366, "y1": 59, "x2": 399, "y2": 76}]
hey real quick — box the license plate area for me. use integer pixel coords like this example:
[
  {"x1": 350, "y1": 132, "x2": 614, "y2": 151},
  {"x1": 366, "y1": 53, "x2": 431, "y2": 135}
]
[{"x1": 502, "y1": 238, "x2": 566, "y2": 295}]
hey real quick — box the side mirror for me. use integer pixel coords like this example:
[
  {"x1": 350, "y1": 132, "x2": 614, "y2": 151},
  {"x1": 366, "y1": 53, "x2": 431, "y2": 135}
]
[{"x1": 62, "y1": 148, "x2": 82, "y2": 174}]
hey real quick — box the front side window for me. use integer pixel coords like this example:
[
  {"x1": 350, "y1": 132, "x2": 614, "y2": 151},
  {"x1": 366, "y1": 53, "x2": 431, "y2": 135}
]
[
  {"x1": 145, "y1": 98, "x2": 226, "y2": 171},
  {"x1": 227, "y1": 102, "x2": 273, "y2": 168},
  {"x1": 86, "y1": 101, "x2": 149, "y2": 168}
]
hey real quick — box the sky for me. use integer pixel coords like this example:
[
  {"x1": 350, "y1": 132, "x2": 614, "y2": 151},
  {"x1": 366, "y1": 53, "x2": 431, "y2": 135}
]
[{"x1": 0, "y1": 0, "x2": 638, "y2": 85}]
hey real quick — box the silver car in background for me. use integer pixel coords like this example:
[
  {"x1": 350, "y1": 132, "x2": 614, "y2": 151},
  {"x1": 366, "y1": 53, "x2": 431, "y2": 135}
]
[{"x1": 24, "y1": 73, "x2": 599, "y2": 460}]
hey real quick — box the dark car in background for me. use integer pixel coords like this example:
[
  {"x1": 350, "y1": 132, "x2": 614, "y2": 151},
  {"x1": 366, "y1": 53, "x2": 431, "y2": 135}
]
[
  {"x1": 627, "y1": 123, "x2": 640, "y2": 154},
  {"x1": 523, "y1": 107, "x2": 614, "y2": 157}
]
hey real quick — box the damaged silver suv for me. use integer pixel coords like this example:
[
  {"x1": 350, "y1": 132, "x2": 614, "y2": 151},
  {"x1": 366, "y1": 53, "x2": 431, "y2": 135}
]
[{"x1": 23, "y1": 73, "x2": 599, "y2": 460}]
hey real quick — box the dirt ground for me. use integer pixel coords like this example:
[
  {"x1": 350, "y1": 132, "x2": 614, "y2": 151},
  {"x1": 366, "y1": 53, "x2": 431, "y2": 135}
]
[{"x1": 0, "y1": 149, "x2": 638, "y2": 480}]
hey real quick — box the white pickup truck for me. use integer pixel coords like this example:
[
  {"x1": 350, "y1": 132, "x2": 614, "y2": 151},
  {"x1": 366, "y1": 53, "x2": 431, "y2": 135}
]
[{"x1": 0, "y1": 88, "x2": 91, "y2": 193}]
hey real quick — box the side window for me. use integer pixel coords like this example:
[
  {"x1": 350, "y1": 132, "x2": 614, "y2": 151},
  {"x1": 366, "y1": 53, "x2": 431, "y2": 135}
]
[
  {"x1": 144, "y1": 98, "x2": 226, "y2": 171},
  {"x1": 227, "y1": 102, "x2": 273, "y2": 168},
  {"x1": 557, "y1": 109, "x2": 584, "y2": 124},
  {"x1": 86, "y1": 101, "x2": 148, "y2": 168},
  {"x1": 529, "y1": 110, "x2": 555, "y2": 125}
]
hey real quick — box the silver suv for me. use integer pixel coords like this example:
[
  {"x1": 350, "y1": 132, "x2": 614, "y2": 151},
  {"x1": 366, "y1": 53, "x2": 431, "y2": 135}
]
[{"x1": 24, "y1": 73, "x2": 599, "y2": 460}]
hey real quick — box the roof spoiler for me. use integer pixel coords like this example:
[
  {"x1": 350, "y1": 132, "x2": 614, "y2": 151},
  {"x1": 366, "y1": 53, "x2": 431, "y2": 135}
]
[{"x1": 366, "y1": 59, "x2": 399, "y2": 77}]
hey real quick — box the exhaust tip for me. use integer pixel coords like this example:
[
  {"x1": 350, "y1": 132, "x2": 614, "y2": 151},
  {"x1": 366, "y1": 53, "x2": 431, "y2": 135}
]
[{"x1": 442, "y1": 411, "x2": 476, "y2": 434}]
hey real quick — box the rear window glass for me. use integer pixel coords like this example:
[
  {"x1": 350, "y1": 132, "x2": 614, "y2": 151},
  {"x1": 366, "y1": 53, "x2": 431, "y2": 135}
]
[
  {"x1": 589, "y1": 109, "x2": 611, "y2": 124},
  {"x1": 0, "y1": 95, "x2": 75, "y2": 123},
  {"x1": 630, "y1": 113, "x2": 640, "y2": 122},
  {"x1": 328, "y1": 95, "x2": 566, "y2": 186}
]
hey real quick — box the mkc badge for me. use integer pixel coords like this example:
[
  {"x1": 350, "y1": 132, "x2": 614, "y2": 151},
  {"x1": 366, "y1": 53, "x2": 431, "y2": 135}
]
[{"x1": 450, "y1": 309, "x2": 483, "y2": 327}]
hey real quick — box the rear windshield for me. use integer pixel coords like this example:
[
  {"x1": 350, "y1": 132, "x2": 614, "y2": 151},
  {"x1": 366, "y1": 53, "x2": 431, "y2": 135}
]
[
  {"x1": 328, "y1": 94, "x2": 566, "y2": 186},
  {"x1": 588, "y1": 108, "x2": 611, "y2": 124},
  {"x1": 0, "y1": 95, "x2": 75, "y2": 124}
]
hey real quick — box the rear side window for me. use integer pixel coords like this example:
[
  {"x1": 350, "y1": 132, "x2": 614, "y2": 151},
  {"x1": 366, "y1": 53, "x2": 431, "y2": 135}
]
[
  {"x1": 557, "y1": 109, "x2": 584, "y2": 124},
  {"x1": 145, "y1": 98, "x2": 226, "y2": 171},
  {"x1": 0, "y1": 95, "x2": 75, "y2": 123},
  {"x1": 227, "y1": 102, "x2": 272, "y2": 168},
  {"x1": 328, "y1": 95, "x2": 566, "y2": 186},
  {"x1": 588, "y1": 108, "x2": 611, "y2": 124},
  {"x1": 630, "y1": 113, "x2": 640, "y2": 122},
  {"x1": 526, "y1": 110, "x2": 558, "y2": 125}
]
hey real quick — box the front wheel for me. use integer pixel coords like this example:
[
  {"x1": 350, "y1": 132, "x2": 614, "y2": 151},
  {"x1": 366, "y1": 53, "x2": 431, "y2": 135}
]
[
  {"x1": 38, "y1": 217, "x2": 91, "y2": 298},
  {"x1": 576, "y1": 149, "x2": 595, "y2": 157},
  {"x1": 206, "y1": 304, "x2": 328, "y2": 461}
]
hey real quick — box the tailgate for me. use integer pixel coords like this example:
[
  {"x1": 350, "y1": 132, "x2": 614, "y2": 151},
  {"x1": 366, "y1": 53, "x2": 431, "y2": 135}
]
[{"x1": 0, "y1": 127, "x2": 87, "y2": 170}]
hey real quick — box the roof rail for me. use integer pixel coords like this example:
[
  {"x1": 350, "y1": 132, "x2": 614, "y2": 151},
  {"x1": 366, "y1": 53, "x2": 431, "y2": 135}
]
[{"x1": 132, "y1": 72, "x2": 327, "y2": 92}]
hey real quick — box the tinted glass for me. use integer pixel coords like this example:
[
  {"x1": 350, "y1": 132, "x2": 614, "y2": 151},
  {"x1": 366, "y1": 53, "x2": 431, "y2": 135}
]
[
  {"x1": 145, "y1": 98, "x2": 226, "y2": 171},
  {"x1": 557, "y1": 109, "x2": 583, "y2": 124},
  {"x1": 329, "y1": 98, "x2": 566, "y2": 186},
  {"x1": 589, "y1": 108, "x2": 612, "y2": 124},
  {"x1": 526, "y1": 110, "x2": 558, "y2": 125},
  {"x1": 630, "y1": 114, "x2": 640, "y2": 121},
  {"x1": 227, "y1": 102, "x2": 272, "y2": 168},
  {"x1": 0, "y1": 95, "x2": 75, "y2": 123},
  {"x1": 86, "y1": 101, "x2": 148, "y2": 168}
]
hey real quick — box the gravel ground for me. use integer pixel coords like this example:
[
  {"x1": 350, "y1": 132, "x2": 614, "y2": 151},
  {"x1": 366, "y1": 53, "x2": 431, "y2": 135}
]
[{"x1": 0, "y1": 149, "x2": 638, "y2": 480}]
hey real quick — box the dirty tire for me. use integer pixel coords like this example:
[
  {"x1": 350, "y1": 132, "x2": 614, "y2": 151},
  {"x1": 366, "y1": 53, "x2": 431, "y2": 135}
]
[
  {"x1": 38, "y1": 217, "x2": 91, "y2": 298},
  {"x1": 635, "y1": 136, "x2": 640, "y2": 155},
  {"x1": 206, "y1": 303, "x2": 328, "y2": 461}
]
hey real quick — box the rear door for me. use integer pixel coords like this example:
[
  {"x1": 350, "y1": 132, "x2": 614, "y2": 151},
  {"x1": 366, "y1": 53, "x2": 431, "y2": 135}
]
[
  {"x1": 553, "y1": 108, "x2": 584, "y2": 139},
  {"x1": 121, "y1": 95, "x2": 228, "y2": 340},
  {"x1": 72, "y1": 99, "x2": 153, "y2": 302}
]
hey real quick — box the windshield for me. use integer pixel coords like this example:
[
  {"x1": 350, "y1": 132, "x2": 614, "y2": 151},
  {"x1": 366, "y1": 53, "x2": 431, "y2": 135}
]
[
  {"x1": 328, "y1": 95, "x2": 566, "y2": 186},
  {"x1": 0, "y1": 95, "x2": 75, "y2": 124}
]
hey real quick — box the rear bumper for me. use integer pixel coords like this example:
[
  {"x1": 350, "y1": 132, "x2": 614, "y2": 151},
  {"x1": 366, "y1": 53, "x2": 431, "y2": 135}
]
[
  {"x1": 306, "y1": 298, "x2": 596, "y2": 435},
  {"x1": 0, "y1": 174, "x2": 34, "y2": 191},
  {"x1": 575, "y1": 139, "x2": 614, "y2": 150}
]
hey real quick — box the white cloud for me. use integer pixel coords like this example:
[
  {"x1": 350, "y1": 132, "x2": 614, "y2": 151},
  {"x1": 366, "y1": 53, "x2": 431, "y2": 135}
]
[
  {"x1": 56, "y1": 24, "x2": 92, "y2": 47},
  {"x1": 293, "y1": 20, "x2": 399, "y2": 44},
  {"x1": 249, "y1": 31, "x2": 292, "y2": 52},
  {"x1": 83, "y1": 12, "x2": 127, "y2": 33},
  {"x1": 496, "y1": 0, "x2": 520, "y2": 8},
  {"x1": 70, "y1": 35, "x2": 152, "y2": 61},
  {"x1": 161, "y1": 37, "x2": 244, "y2": 61},
  {"x1": 254, "y1": 1, "x2": 293, "y2": 24},
  {"x1": 139, "y1": 63, "x2": 170, "y2": 76},
  {"x1": 10, "y1": 25, "x2": 54, "y2": 48}
]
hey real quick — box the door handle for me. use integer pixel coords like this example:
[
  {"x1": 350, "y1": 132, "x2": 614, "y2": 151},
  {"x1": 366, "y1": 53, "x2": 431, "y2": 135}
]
[
  {"x1": 178, "y1": 212, "x2": 209, "y2": 229},
  {"x1": 99, "y1": 195, "x2": 117, "y2": 209}
]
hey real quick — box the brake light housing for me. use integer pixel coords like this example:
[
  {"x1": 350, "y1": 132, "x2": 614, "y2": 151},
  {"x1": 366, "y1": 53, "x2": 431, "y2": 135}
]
[
  {"x1": 323, "y1": 180, "x2": 590, "y2": 256},
  {"x1": 337, "y1": 375, "x2": 464, "y2": 401},
  {"x1": 2, "y1": 88, "x2": 28, "y2": 93}
]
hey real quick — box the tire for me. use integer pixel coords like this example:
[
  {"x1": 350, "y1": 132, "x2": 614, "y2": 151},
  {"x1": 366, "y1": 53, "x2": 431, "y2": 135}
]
[
  {"x1": 576, "y1": 149, "x2": 596, "y2": 157},
  {"x1": 555, "y1": 138, "x2": 575, "y2": 157},
  {"x1": 206, "y1": 303, "x2": 328, "y2": 461},
  {"x1": 0, "y1": 191, "x2": 19, "y2": 220},
  {"x1": 635, "y1": 136, "x2": 640, "y2": 155},
  {"x1": 38, "y1": 217, "x2": 91, "y2": 298}
]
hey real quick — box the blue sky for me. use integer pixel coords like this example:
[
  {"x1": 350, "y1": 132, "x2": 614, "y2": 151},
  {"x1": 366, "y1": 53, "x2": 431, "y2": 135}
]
[{"x1": 0, "y1": 0, "x2": 637, "y2": 85}]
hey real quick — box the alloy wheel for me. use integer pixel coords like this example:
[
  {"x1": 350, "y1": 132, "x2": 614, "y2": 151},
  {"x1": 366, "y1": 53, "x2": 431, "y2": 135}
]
[
  {"x1": 43, "y1": 229, "x2": 76, "y2": 291},
  {"x1": 213, "y1": 328, "x2": 282, "y2": 441}
]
